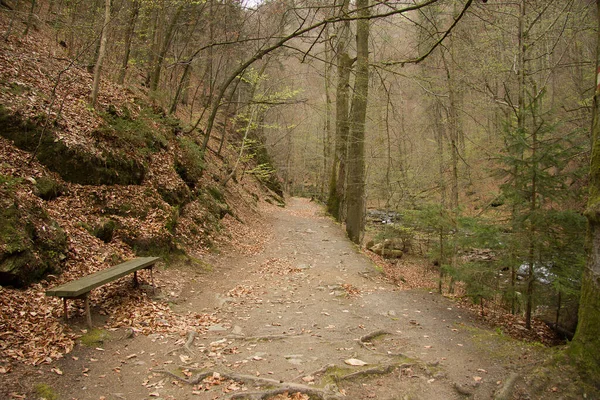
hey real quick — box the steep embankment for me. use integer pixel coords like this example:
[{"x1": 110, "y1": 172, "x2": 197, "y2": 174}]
[{"x1": 0, "y1": 10, "x2": 281, "y2": 374}]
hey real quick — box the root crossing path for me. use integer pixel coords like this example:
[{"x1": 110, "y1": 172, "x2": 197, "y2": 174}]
[{"x1": 53, "y1": 198, "x2": 536, "y2": 400}]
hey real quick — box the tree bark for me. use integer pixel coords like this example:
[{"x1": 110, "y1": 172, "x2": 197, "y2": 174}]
[
  {"x1": 117, "y1": 0, "x2": 139, "y2": 85},
  {"x1": 327, "y1": 0, "x2": 352, "y2": 221},
  {"x1": 345, "y1": 0, "x2": 369, "y2": 244},
  {"x1": 149, "y1": 4, "x2": 183, "y2": 93},
  {"x1": 90, "y1": 0, "x2": 111, "y2": 109},
  {"x1": 571, "y1": 0, "x2": 600, "y2": 379}
]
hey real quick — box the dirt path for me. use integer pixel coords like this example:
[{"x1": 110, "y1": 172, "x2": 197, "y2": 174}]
[{"x1": 47, "y1": 198, "x2": 538, "y2": 400}]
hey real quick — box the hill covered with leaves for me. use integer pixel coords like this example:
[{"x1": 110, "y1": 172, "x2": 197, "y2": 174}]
[{"x1": 0, "y1": 9, "x2": 282, "y2": 367}]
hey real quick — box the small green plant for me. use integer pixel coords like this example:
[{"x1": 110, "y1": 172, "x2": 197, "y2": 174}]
[
  {"x1": 80, "y1": 328, "x2": 109, "y2": 347},
  {"x1": 34, "y1": 383, "x2": 59, "y2": 400}
]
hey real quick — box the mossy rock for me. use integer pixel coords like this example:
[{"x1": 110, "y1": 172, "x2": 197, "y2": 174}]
[
  {"x1": 34, "y1": 176, "x2": 65, "y2": 201},
  {"x1": 157, "y1": 184, "x2": 191, "y2": 207},
  {"x1": 0, "y1": 188, "x2": 67, "y2": 287},
  {"x1": 0, "y1": 106, "x2": 146, "y2": 185},
  {"x1": 123, "y1": 233, "x2": 180, "y2": 259},
  {"x1": 175, "y1": 137, "x2": 204, "y2": 189},
  {"x1": 91, "y1": 218, "x2": 118, "y2": 243}
]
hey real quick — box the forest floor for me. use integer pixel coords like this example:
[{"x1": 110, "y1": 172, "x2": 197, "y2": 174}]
[{"x1": 4, "y1": 198, "x2": 595, "y2": 400}]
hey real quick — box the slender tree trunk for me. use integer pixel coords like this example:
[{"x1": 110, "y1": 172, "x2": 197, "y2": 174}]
[
  {"x1": 434, "y1": 100, "x2": 447, "y2": 294},
  {"x1": 23, "y1": 0, "x2": 36, "y2": 36},
  {"x1": 570, "y1": 0, "x2": 600, "y2": 377},
  {"x1": 117, "y1": 0, "x2": 139, "y2": 85},
  {"x1": 90, "y1": 0, "x2": 110, "y2": 109},
  {"x1": 322, "y1": 24, "x2": 333, "y2": 199},
  {"x1": 169, "y1": 62, "x2": 191, "y2": 115},
  {"x1": 149, "y1": 4, "x2": 183, "y2": 93},
  {"x1": 345, "y1": 0, "x2": 369, "y2": 244}
]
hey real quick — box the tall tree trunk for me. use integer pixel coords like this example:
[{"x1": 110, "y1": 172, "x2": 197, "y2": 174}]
[
  {"x1": 169, "y1": 62, "x2": 191, "y2": 115},
  {"x1": 570, "y1": 0, "x2": 600, "y2": 378},
  {"x1": 149, "y1": 4, "x2": 183, "y2": 93},
  {"x1": 23, "y1": 0, "x2": 36, "y2": 37},
  {"x1": 345, "y1": 0, "x2": 369, "y2": 244},
  {"x1": 434, "y1": 100, "x2": 447, "y2": 294},
  {"x1": 327, "y1": 0, "x2": 351, "y2": 221},
  {"x1": 117, "y1": 0, "x2": 139, "y2": 85},
  {"x1": 90, "y1": 0, "x2": 110, "y2": 108},
  {"x1": 322, "y1": 24, "x2": 333, "y2": 199}
]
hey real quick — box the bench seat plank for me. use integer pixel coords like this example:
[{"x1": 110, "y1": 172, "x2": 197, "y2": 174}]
[{"x1": 46, "y1": 257, "x2": 160, "y2": 298}]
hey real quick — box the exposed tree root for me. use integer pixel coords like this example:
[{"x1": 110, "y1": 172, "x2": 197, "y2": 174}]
[
  {"x1": 338, "y1": 363, "x2": 410, "y2": 381},
  {"x1": 494, "y1": 372, "x2": 519, "y2": 400},
  {"x1": 357, "y1": 330, "x2": 391, "y2": 351},
  {"x1": 291, "y1": 363, "x2": 336, "y2": 382},
  {"x1": 226, "y1": 333, "x2": 305, "y2": 342},
  {"x1": 165, "y1": 330, "x2": 197, "y2": 356},
  {"x1": 156, "y1": 368, "x2": 343, "y2": 399},
  {"x1": 360, "y1": 330, "x2": 391, "y2": 343},
  {"x1": 226, "y1": 386, "x2": 342, "y2": 400}
]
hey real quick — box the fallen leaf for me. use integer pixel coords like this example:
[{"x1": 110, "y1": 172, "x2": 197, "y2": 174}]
[{"x1": 51, "y1": 367, "x2": 63, "y2": 375}]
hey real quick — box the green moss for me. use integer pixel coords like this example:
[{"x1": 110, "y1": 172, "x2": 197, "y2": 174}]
[
  {"x1": 165, "y1": 206, "x2": 180, "y2": 234},
  {"x1": 34, "y1": 383, "x2": 59, "y2": 400},
  {"x1": 95, "y1": 106, "x2": 169, "y2": 153},
  {"x1": 35, "y1": 176, "x2": 64, "y2": 201},
  {"x1": 175, "y1": 137, "x2": 205, "y2": 188},
  {"x1": 80, "y1": 328, "x2": 109, "y2": 347},
  {"x1": 319, "y1": 365, "x2": 354, "y2": 385},
  {"x1": 0, "y1": 105, "x2": 146, "y2": 185},
  {"x1": 185, "y1": 255, "x2": 214, "y2": 272},
  {"x1": 91, "y1": 219, "x2": 118, "y2": 243}
]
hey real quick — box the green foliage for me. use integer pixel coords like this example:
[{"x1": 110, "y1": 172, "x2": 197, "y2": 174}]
[
  {"x1": 374, "y1": 224, "x2": 415, "y2": 253},
  {"x1": 0, "y1": 173, "x2": 22, "y2": 191},
  {"x1": 248, "y1": 163, "x2": 276, "y2": 182}
]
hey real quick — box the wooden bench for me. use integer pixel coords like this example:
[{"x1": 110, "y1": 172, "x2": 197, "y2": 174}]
[{"x1": 46, "y1": 257, "x2": 160, "y2": 327}]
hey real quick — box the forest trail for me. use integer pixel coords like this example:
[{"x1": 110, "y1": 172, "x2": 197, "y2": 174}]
[{"x1": 49, "y1": 198, "x2": 539, "y2": 400}]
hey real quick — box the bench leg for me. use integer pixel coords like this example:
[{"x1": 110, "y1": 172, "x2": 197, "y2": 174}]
[
  {"x1": 84, "y1": 294, "x2": 92, "y2": 328},
  {"x1": 133, "y1": 270, "x2": 139, "y2": 287},
  {"x1": 63, "y1": 298, "x2": 68, "y2": 322}
]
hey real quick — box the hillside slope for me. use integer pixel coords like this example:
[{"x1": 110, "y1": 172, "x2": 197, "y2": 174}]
[{"x1": 0, "y1": 10, "x2": 281, "y2": 367}]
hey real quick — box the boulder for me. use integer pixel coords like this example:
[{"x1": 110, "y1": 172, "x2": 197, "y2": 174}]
[{"x1": 0, "y1": 189, "x2": 67, "y2": 287}]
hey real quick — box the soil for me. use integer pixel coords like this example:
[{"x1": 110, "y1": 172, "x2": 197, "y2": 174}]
[{"x1": 4, "y1": 198, "x2": 571, "y2": 399}]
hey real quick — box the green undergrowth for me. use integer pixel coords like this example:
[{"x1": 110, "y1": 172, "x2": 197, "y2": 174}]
[
  {"x1": 518, "y1": 347, "x2": 600, "y2": 399},
  {"x1": 466, "y1": 325, "x2": 548, "y2": 365}
]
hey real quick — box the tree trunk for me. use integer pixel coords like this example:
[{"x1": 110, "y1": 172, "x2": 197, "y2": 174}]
[
  {"x1": 149, "y1": 4, "x2": 183, "y2": 93},
  {"x1": 23, "y1": 0, "x2": 36, "y2": 37},
  {"x1": 90, "y1": 0, "x2": 111, "y2": 109},
  {"x1": 327, "y1": 0, "x2": 352, "y2": 221},
  {"x1": 117, "y1": 0, "x2": 139, "y2": 85},
  {"x1": 570, "y1": 0, "x2": 600, "y2": 379},
  {"x1": 345, "y1": 0, "x2": 369, "y2": 244}
]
